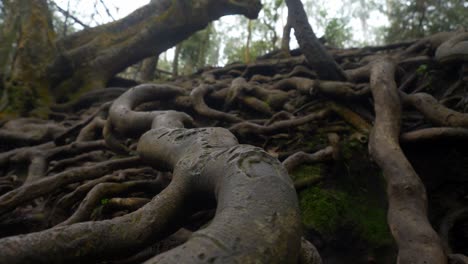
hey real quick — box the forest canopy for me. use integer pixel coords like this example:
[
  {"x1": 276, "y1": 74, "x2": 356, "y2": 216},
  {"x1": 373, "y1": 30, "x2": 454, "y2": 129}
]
[{"x1": 31, "y1": 0, "x2": 468, "y2": 73}]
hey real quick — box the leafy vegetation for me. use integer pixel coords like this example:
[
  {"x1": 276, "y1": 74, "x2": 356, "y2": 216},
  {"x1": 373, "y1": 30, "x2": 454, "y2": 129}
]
[{"x1": 385, "y1": 0, "x2": 468, "y2": 43}]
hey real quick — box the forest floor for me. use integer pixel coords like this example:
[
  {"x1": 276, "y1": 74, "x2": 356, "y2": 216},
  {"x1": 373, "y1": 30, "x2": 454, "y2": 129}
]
[{"x1": 1, "y1": 32, "x2": 468, "y2": 263}]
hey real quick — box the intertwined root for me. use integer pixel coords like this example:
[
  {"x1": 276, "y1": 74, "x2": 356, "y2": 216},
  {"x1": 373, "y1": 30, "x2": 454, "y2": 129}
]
[{"x1": 0, "y1": 31, "x2": 467, "y2": 263}]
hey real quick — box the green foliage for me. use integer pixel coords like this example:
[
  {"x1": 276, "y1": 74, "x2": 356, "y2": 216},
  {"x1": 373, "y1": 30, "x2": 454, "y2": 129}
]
[
  {"x1": 100, "y1": 198, "x2": 109, "y2": 205},
  {"x1": 178, "y1": 23, "x2": 220, "y2": 74},
  {"x1": 224, "y1": 37, "x2": 272, "y2": 64},
  {"x1": 416, "y1": 64, "x2": 428, "y2": 75},
  {"x1": 324, "y1": 17, "x2": 352, "y2": 48},
  {"x1": 221, "y1": 0, "x2": 284, "y2": 64},
  {"x1": 385, "y1": 0, "x2": 468, "y2": 43},
  {"x1": 257, "y1": 0, "x2": 283, "y2": 49},
  {"x1": 303, "y1": 0, "x2": 354, "y2": 47}
]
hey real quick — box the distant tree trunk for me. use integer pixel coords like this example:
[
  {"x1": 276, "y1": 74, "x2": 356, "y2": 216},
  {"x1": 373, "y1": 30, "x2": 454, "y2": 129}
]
[
  {"x1": 0, "y1": 0, "x2": 262, "y2": 116},
  {"x1": 244, "y1": 19, "x2": 253, "y2": 63},
  {"x1": 61, "y1": 0, "x2": 71, "y2": 37},
  {"x1": 266, "y1": 24, "x2": 278, "y2": 51},
  {"x1": 172, "y1": 45, "x2": 181, "y2": 77},
  {"x1": 196, "y1": 23, "x2": 213, "y2": 68},
  {"x1": 138, "y1": 56, "x2": 159, "y2": 82},
  {"x1": 2, "y1": 0, "x2": 57, "y2": 116},
  {"x1": 0, "y1": 0, "x2": 16, "y2": 75},
  {"x1": 281, "y1": 14, "x2": 292, "y2": 53},
  {"x1": 358, "y1": 0, "x2": 369, "y2": 41},
  {"x1": 285, "y1": 0, "x2": 347, "y2": 81}
]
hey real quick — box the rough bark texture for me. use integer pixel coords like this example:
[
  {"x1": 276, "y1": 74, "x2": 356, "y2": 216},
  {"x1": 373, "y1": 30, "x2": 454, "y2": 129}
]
[
  {"x1": 285, "y1": 0, "x2": 347, "y2": 81},
  {"x1": 368, "y1": 57, "x2": 446, "y2": 264},
  {"x1": 2, "y1": 0, "x2": 57, "y2": 116},
  {"x1": 50, "y1": 0, "x2": 261, "y2": 95},
  {"x1": 0, "y1": 85, "x2": 303, "y2": 264},
  {"x1": 1, "y1": 0, "x2": 262, "y2": 115},
  {"x1": 1, "y1": 2, "x2": 468, "y2": 263},
  {"x1": 138, "y1": 56, "x2": 159, "y2": 82}
]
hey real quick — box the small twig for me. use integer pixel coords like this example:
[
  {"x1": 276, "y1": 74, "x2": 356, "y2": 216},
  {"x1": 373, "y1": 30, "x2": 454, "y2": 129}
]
[
  {"x1": 48, "y1": 0, "x2": 89, "y2": 29},
  {"x1": 98, "y1": 0, "x2": 115, "y2": 21}
]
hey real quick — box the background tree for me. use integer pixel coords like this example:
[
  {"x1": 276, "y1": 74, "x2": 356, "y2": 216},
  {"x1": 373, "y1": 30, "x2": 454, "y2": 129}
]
[
  {"x1": 1, "y1": 0, "x2": 468, "y2": 263},
  {"x1": 285, "y1": 0, "x2": 346, "y2": 80},
  {"x1": 178, "y1": 23, "x2": 219, "y2": 75},
  {"x1": 0, "y1": 0, "x2": 262, "y2": 117},
  {"x1": 220, "y1": 0, "x2": 284, "y2": 64},
  {"x1": 385, "y1": 0, "x2": 468, "y2": 42}
]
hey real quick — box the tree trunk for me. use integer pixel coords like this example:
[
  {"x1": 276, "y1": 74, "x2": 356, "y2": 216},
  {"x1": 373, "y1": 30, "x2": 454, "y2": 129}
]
[
  {"x1": 2, "y1": 0, "x2": 57, "y2": 116},
  {"x1": 244, "y1": 19, "x2": 253, "y2": 63},
  {"x1": 281, "y1": 14, "x2": 292, "y2": 53},
  {"x1": 172, "y1": 45, "x2": 181, "y2": 77},
  {"x1": 138, "y1": 56, "x2": 159, "y2": 82},
  {"x1": 285, "y1": 0, "x2": 347, "y2": 81},
  {"x1": 1, "y1": 0, "x2": 263, "y2": 116},
  {"x1": 196, "y1": 23, "x2": 213, "y2": 68}
]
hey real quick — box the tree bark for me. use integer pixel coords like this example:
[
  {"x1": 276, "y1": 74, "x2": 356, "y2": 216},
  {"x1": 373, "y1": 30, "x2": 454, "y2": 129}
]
[
  {"x1": 281, "y1": 14, "x2": 292, "y2": 53},
  {"x1": 244, "y1": 19, "x2": 253, "y2": 63},
  {"x1": 138, "y1": 56, "x2": 159, "y2": 82},
  {"x1": 172, "y1": 45, "x2": 181, "y2": 77},
  {"x1": 285, "y1": 0, "x2": 346, "y2": 81},
  {"x1": 2, "y1": 0, "x2": 57, "y2": 116},
  {"x1": 1, "y1": 0, "x2": 263, "y2": 115},
  {"x1": 368, "y1": 57, "x2": 446, "y2": 264}
]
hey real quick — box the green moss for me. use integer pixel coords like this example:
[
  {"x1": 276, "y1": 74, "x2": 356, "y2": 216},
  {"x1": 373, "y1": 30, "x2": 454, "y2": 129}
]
[
  {"x1": 299, "y1": 186, "x2": 392, "y2": 246},
  {"x1": 100, "y1": 198, "x2": 109, "y2": 205},
  {"x1": 416, "y1": 64, "x2": 428, "y2": 75},
  {"x1": 300, "y1": 186, "x2": 346, "y2": 235},
  {"x1": 291, "y1": 164, "x2": 322, "y2": 181},
  {"x1": 298, "y1": 134, "x2": 393, "y2": 249},
  {"x1": 349, "y1": 196, "x2": 392, "y2": 245},
  {"x1": 305, "y1": 133, "x2": 327, "y2": 148},
  {"x1": 4, "y1": 78, "x2": 52, "y2": 117},
  {"x1": 341, "y1": 136, "x2": 366, "y2": 161}
]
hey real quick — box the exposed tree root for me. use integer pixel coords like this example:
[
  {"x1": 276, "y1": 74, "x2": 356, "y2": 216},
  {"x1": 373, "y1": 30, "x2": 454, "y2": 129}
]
[
  {"x1": 191, "y1": 84, "x2": 243, "y2": 123},
  {"x1": 368, "y1": 57, "x2": 446, "y2": 263},
  {"x1": 0, "y1": 179, "x2": 190, "y2": 263},
  {"x1": 440, "y1": 208, "x2": 468, "y2": 255},
  {"x1": 401, "y1": 92, "x2": 468, "y2": 127},
  {"x1": 0, "y1": 118, "x2": 65, "y2": 149},
  {"x1": 53, "y1": 167, "x2": 161, "y2": 214},
  {"x1": 230, "y1": 109, "x2": 330, "y2": 136},
  {"x1": 299, "y1": 238, "x2": 322, "y2": 264},
  {"x1": 0, "y1": 157, "x2": 140, "y2": 215},
  {"x1": 283, "y1": 133, "x2": 339, "y2": 173},
  {"x1": 57, "y1": 179, "x2": 165, "y2": 226},
  {"x1": 1, "y1": 31, "x2": 468, "y2": 263},
  {"x1": 401, "y1": 127, "x2": 468, "y2": 143}
]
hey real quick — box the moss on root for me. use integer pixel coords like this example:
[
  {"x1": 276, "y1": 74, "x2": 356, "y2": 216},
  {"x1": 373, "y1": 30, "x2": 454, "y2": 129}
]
[
  {"x1": 299, "y1": 186, "x2": 345, "y2": 235},
  {"x1": 4, "y1": 81, "x2": 51, "y2": 118},
  {"x1": 291, "y1": 164, "x2": 322, "y2": 181},
  {"x1": 299, "y1": 186, "x2": 391, "y2": 246},
  {"x1": 295, "y1": 133, "x2": 395, "y2": 261}
]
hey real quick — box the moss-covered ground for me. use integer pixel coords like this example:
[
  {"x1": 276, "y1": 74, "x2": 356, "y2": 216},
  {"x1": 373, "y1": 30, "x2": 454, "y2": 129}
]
[{"x1": 292, "y1": 133, "x2": 396, "y2": 263}]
